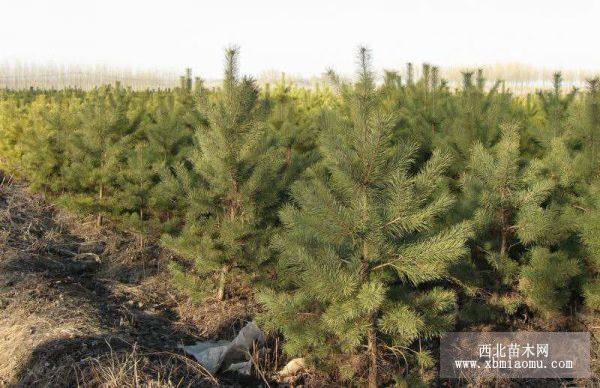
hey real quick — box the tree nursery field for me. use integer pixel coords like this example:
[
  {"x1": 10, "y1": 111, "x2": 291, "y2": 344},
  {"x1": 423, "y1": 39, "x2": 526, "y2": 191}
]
[{"x1": 0, "y1": 48, "x2": 599, "y2": 387}]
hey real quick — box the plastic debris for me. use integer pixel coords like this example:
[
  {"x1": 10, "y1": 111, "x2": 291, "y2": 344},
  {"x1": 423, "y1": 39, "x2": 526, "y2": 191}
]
[
  {"x1": 225, "y1": 361, "x2": 252, "y2": 375},
  {"x1": 180, "y1": 321, "x2": 265, "y2": 375}
]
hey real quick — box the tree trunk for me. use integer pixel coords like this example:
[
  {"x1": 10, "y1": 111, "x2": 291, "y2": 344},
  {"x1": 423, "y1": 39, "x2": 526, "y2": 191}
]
[
  {"x1": 284, "y1": 147, "x2": 292, "y2": 169},
  {"x1": 367, "y1": 317, "x2": 378, "y2": 388},
  {"x1": 97, "y1": 184, "x2": 103, "y2": 227},
  {"x1": 360, "y1": 186, "x2": 378, "y2": 388},
  {"x1": 500, "y1": 227, "x2": 507, "y2": 257},
  {"x1": 216, "y1": 266, "x2": 229, "y2": 301},
  {"x1": 499, "y1": 206, "x2": 508, "y2": 257},
  {"x1": 139, "y1": 207, "x2": 144, "y2": 249}
]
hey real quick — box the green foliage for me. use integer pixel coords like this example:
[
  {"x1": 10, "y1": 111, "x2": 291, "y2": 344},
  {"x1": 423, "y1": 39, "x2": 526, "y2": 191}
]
[
  {"x1": 2, "y1": 49, "x2": 600, "y2": 385},
  {"x1": 579, "y1": 203, "x2": 600, "y2": 310},
  {"x1": 434, "y1": 71, "x2": 514, "y2": 174},
  {"x1": 258, "y1": 48, "x2": 470, "y2": 384},
  {"x1": 580, "y1": 208, "x2": 600, "y2": 272},
  {"x1": 162, "y1": 48, "x2": 291, "y2": 300},
  {"x1": 0, "y1": 98, "x2": 27, "y2": 175},
  {"x1": 535, "y1": 72, "x2": 577, "y2": 143},
  {"x1": 60, "y1": 84, "x2": 145, "y2": 215},
  {"x1": 459, "y1": 125, "x2": 583, "y2": 319},
  {"x1": 519, "y1": 247, "x2": 581, "y2": 316},
  {"x1": 569, "y1": 79, "x2": 600, "y2": 181},
  {"x1": 583, "y1": 279, "x2": 600, "y2": 311},
  {"x1": 111, "y1": 142, "x2": 156, "y2": 236},
  {"x1": 20, "y1": 96, "x2": 80, "y2": 191}
]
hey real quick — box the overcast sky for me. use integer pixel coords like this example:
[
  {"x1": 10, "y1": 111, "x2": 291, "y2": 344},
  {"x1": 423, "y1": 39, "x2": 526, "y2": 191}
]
[{"x1": 2, "y1": 0, "x2": 599, "y2": 78}]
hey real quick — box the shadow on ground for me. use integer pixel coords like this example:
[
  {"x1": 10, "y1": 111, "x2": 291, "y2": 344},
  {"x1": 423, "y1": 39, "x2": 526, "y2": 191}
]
[{"x1": 0, "y1": 183, "x2": 237, "y2": 387}]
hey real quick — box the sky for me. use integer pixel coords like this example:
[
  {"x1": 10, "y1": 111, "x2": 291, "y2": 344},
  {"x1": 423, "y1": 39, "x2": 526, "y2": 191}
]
[{"x1": 2, "y1": 0, "x2": 600, "y2": 79}]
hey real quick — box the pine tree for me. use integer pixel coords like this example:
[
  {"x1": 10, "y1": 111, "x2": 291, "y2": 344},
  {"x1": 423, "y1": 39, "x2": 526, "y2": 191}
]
[
  {"x1": 379, "y1": 62, "x2": 453, "y2": 160},
  {"x1": 460, "y1": 125, "x2": 582, "y2": 319},
  {"x1": 19, "y1": 95, "x2": 81, "y2": 192},
  {"x1": 535, "y1": 72, "x2": 577, "y2": 142},
  {"x1": 572, "y1": 78, "x2": 600, "y2": 181},
  {"x1": 518, "y1": 95, "x2": 600, "y2": 317},
  {"x1": 143, "y1": 86, "x2": 201, "y2": 233},
  {"x1": 257, "y1": 77, "x2": 320, "y2": 227},
  {"x1": 0, "y1": 97, "x2": 26, "y2": 176},
  {"x1": 578, "y1": 180, "x2": 600, "y2": 311},
  {"x1": 406, "y1": 62, "x2": 414, "y2": 85},
  {"x1": 519, "y1": 247, "x2": 581, "y2": 315},
  {"x1": 258, "y1": 48, "x2": 471, "y2": 386},
  {"x1": 112, "y1": 141, "x2": 157, "y2": 245},
  {"x1": 60, "y1": 84, "x2": 145, "y2": 223},
  {"x1": 162, "y1": 48, "x2": 278, "y2": 301},
  {"x1": 433, "y1": 69, "x2": 512, "y2": 175}
]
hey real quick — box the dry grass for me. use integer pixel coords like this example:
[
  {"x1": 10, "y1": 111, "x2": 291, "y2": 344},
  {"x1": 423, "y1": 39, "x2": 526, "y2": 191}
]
[
  {"x1": 0, "y1": 308, "x2": 85, "y2": 385},
  {"x1": 75, "y1": 343, "x2": 217, "y2": 387},
  {"x1": 0, "y1": 181, "x2": 221, "y2": 387},
  {"x1": 173, "y1": 282, "x2": 259, "y2": 340},
  {"x1": 579, "y1": 311, "x2": 600, "y2": 386}
]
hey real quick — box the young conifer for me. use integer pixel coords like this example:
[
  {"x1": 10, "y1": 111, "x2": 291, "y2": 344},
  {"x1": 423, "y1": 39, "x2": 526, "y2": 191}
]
[
  {"x1": 162, "y1": 48, "x2": 276, "y2": 301},
  {"x1": 60, "y1": 84, "x2": 145, "y2": 223},
  {"x1": 258, "y1": 48, "x2": 471, "y2": 387},
  {"x1": 434, "y1": 69, "x2": 511, "y2": 175},
  {"x1": 573, "y1": 176, "x2": 600, "y2": 311},
  {"x1": 144, "y1": 87, "x2": 200, "y2": 233},
  {"x1": 461, "y1": 125, "x2": 582, "y2": 318},
  {"x1": 580, "y1": 205, "x2": 600, "y2": 310},
  {"x1": 579, "y1": 79, "x2": 600, "y2": 180},
  {"x1": 0, "y1": 98, "x2": 25, "y2": 176},
  {"x1": 535, "y1": 72, "x2": 576, "y2": 142},
  {"x1": 257, "y1": 77, "x2": 320, "y2": 227},
  {"x1": 18, "y1": 95, "x2": 81, "y2": 192},
  {"x1": 112, "y1": 142, "x2": 157, "y2": 245}
]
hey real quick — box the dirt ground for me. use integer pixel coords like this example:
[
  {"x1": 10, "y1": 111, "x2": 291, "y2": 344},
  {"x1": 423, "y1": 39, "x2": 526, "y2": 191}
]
[{"x1": 0, "y1": 181, "x2": 260, "y2": 387}]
